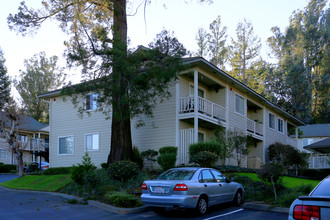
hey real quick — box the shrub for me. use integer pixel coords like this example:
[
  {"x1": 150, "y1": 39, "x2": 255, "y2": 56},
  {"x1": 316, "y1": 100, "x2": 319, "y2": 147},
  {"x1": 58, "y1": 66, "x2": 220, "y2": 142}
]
[
  {"x1": 71, "y1": 153, "x2": 97, "y2": 185},
  {"x1": 257, "y1": 163, "x2": 284, "y2": 185},
  {"x1": 104, "y1": 191, "x2": 142, "y2": 208},
  {"x1": 157, "y1": 146, "x2": 177, "y2": 171},
  {"x1": 28, "y1": 164, "x2": 39, "y2": 172},
  {"x1": 214, "y1": 165, "x2": 257, "y2": 173},
  {"x1": 189, "y1": 141, "x2": 221, "y2": 156},
  {"x1": 101, "y1": 163, "x2": 108, "y2": 170},
  {"x1": 43, "y1": 167, "x2": 72, "y2": 175},
  {"x1": 190, "y1": 151, "x2": 218, "y2": 167},
  {"x1": 141, "y1": 149, "x2": 158, "y2": 162},
  {"x1": 159, "y1": 146, "x2": 177, "y2": 155},
  {"x1": 294, "y1": 184, "x2": 314, "y2": 195},
  {"x1": 108, "y1": 161, "x2": 140, "y2": 182},
  {"x1": 277, "y1": 191, "x2": 302, "y2": 207},
  {"x1": 131, "y1": 146, "x2": 144, "y2": 169},
  {"x1": 0, "y1": 164, "x2": 16, "y2": 173}
]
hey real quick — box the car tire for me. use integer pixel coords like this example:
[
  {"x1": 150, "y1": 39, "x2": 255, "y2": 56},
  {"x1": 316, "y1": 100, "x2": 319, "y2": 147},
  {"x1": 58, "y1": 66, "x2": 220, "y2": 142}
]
[
  {"x1": 151, "y1": 207, "x2": 166, "y2": 214},
  {"x1": 196, "y1": 196, "x2": 208, "y2": 215},
  {"x1": 233, "y1": 190, "x2": 242, "y2": 206}
]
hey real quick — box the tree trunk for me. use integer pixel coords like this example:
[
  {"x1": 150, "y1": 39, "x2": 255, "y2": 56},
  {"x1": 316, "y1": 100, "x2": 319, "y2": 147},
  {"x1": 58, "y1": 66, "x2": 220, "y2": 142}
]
[
  {"x1": 271, "y1": 176, "x2": 277, "y2": 204},
  {"x1": 16, "y1": 151, "x2": 24, "y2": 177},
  {"x1": 107, "y1": 0, "x2": 133, "y2": 164}
]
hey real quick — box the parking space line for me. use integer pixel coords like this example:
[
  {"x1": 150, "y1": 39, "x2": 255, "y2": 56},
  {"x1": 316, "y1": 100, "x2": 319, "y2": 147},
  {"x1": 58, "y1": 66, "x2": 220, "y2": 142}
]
[{"x1": 204, "y1": 208, "x2": 244, "y2": 220}]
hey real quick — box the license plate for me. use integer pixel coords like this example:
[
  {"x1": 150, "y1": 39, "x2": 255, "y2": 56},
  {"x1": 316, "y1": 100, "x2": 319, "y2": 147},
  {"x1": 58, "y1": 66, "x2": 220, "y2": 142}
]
[{"x1": 155, "y1": 186, "x2": 165, "y2": 194}]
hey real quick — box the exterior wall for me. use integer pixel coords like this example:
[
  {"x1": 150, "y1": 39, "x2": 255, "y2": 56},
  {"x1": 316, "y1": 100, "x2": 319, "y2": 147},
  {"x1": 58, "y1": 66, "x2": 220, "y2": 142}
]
[
  {"x1": 0, "y1": 138, "x2": 11, "y2": 164},
  {"x1": 49, "y1": 96, "x2": 111, "y2": 168},
  {"x1": 227, "y1": 87, "x2": 246, "y2": 132},
  {"x1": 298, "y1": 137, "x2": 329, "y2": 153},
  {"x1": 131, "y1": 83, "x2": 177, "y2": 152}
]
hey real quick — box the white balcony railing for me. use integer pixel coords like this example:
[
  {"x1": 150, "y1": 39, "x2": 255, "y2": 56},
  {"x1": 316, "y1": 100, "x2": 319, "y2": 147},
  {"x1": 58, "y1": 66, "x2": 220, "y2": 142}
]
[
  {"x1": 246, "y1": 118, "x2": 263, "y2": 136},
  {"x1": 309, "y1": 154, "x2": 330, "y2": 169},
  {"x1": 179, "y1": 96, "x2": 226, "y2": 122},
  {"x1": 30, "y1": 138, "x2": 45, "y2": 152}
]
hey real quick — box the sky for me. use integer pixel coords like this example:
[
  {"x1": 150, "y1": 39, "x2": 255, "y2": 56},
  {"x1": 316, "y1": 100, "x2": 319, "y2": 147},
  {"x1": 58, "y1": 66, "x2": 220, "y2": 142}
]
[{"x1": 0, "y1": 0, "x2": 312, "y2": 101}]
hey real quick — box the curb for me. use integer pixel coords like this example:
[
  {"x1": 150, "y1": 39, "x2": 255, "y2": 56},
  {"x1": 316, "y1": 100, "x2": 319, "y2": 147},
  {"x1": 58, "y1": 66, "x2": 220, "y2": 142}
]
[
  {"x1": 243, "y1": 201, "x2": 289, "y2": 214},
  {"x1": 0, "y1": 185, "x2": 149, "y2": 214}
]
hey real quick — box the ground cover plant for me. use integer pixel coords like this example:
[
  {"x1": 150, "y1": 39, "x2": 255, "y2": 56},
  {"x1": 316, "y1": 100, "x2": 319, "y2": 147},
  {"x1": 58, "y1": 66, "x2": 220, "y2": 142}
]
[{"x1": 1, "y1": 174, "x2": 72, "y2": 192}]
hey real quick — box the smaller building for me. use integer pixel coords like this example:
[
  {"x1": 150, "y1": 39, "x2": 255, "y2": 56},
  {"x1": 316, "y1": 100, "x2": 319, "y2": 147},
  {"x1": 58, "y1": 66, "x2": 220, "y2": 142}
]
[
  {"x1": 0, "y1": 112, "x2": 49, "y2": 165},
  {"x1": 298, "y1": 124, "x2": 330, "y2": 169}
]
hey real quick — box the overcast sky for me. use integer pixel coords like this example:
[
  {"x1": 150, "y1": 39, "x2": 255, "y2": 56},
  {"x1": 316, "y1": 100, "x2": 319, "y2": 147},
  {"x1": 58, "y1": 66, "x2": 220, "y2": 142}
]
[{"x1": 0, "y1": 0, "x2": 313, "y2": 101}]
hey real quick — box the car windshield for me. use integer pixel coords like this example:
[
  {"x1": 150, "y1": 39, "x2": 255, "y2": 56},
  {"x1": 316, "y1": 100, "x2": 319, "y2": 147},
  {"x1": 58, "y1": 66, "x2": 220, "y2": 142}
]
[
  {"x1": 310, "y1": 177, "x2": 330, "y2": 197},
  {"x1": 157, "y1": 169, "x2": 195, "y2": 180}
]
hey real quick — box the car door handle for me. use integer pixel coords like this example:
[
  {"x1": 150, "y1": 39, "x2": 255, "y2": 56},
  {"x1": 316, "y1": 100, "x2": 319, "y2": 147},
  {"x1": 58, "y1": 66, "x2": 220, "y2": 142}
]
[
  {"x1": 219, "y1": 184, "x2": 222, "y2": 187},
  {"x1": 204, "y1": 184, "x2": 207, "y2": 187}
]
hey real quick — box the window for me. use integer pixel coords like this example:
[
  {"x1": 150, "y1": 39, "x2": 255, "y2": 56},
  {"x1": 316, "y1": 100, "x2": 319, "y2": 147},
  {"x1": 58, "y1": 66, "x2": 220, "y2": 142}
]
[
  {"x1": 0, "y1": 150, "x2": 6, "y2": 159},
  {"x1": 278, "y1": 118, "x2": 284, "y2": 133},
  {"x1": 199, "y1": 170, "x2": 215, "y2": 183},
  {"x1": 17, "y1": 135, "x2": 28, "y2": 143},
  {"x1": 59, "y1": 136, "x2": 74, "y2": 155},
  {"x1": 86, "y1": 94, "x2": 99, "y2": 110},
  {"x1": 210, "y1": 170, "x2": 226, "y2": 183},
  {"x1": 269, "y1": 113, "x2": 275, "y2": 129},
  {"x1": 85, "y1": 133, "x2": 99, "y2": 151},
  {"x1": 189, "y1": 85, "x2": 205, "y2": 98},
  {"x1": 235, "y1": 94, "x2": 244, "y2": 116},
  {"x1": 198, "y1": 132, "x2": 205, "y2": 143}
]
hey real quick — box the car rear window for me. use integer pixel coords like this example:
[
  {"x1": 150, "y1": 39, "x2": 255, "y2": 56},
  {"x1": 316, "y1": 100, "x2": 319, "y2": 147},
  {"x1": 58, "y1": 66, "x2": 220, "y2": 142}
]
[
  {"x1": 310, "y1": 177, "x2": 330, "y2": 196},
  {"x1": 157, "y1": 169, "x2": 195, "y2": 180}
]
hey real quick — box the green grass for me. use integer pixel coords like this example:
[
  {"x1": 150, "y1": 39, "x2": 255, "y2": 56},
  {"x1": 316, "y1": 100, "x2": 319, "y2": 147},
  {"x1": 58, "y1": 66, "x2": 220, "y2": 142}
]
[
  {"x1": 1, "y1": 174, "x2": 72, "y2": 192},
  {"x1": 236, "y1": 173, "x2": 320, "y2": 189}
]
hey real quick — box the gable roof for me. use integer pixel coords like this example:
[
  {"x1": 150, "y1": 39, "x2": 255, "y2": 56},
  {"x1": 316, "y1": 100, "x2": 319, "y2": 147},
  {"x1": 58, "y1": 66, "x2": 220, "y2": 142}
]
[
  {"x1": 299, "y1": 124, "x2": 330, "y2": 138},
  {"x1": 38, "y1": 56, "x2": 305, "y2": 126},
  {"x1": 0, "y1": 111, "x2": 49, "y2": 132},
  {"x1": 304, "y1": 138, "x2": 330, "y2": 153}
]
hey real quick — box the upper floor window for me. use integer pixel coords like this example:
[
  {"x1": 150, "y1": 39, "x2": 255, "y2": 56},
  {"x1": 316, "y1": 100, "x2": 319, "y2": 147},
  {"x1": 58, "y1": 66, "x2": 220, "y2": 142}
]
[
  {"x1": 235, "y1": 94, "x2": 244, "y2": 116},
  {"x1": 59, "y1": 136, "x2": 74, "y2": 155},
  {"x1": 85, "y1": 133, "x2": 99, "y2": 151},
  {"x1": 269, "y1": 113, "x2": 275, "y2": 129},
  {"x1": 189, "y1": 85, "x2": 205, "y2": 98},
  {"x1": 278, "y1": 118, "x2": 284, "y2": 133},
  {"x1": 0, "y1": 150, "x2": 6, "y2": 159},
  {"x1": 17, "y1": 135, "x2": 28, "y2": 143},
  {"x1": 86, "y1": 94, "x2": 99, "y2": 110}
]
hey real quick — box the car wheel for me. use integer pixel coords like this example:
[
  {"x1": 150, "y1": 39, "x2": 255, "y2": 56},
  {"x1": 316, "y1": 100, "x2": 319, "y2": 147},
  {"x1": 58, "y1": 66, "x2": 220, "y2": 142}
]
[
  {"x1": 196, "y1": 196, "x2": 208, "y2": 215},
  {"x1": 151, "y1": 207, "x2": 166, "y2": 214},
  {"x1": 233, "y1": 191, "x2": 242, "y2": 206}
]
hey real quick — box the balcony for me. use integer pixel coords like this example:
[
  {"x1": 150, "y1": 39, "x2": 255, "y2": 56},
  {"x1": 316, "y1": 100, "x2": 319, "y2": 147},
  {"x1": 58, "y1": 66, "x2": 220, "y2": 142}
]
[
  {"x1": 30, "y1": 138, "x2": 46, "y2": 152},
  {"x1": 179, "y1": 96, "x2": 226, "y2": 122},
  {"x1": 309, "y1": 154, "x2": 330, "y2": 169},
  {"x1": 247, "y1": 118, "x2": 263, "y2": 136}
]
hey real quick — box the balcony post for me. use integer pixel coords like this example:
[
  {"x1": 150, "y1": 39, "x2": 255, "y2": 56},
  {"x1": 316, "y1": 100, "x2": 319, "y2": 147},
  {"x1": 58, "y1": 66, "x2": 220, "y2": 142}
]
[{"x1": 194, "y1": 70, "x2": 198, "y2": 143}]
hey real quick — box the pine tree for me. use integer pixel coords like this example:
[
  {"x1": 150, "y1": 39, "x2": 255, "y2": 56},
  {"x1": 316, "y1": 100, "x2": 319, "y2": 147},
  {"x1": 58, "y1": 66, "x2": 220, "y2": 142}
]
[{"x1": 0, "y1": 47, "x2": 11, "y2": 110}]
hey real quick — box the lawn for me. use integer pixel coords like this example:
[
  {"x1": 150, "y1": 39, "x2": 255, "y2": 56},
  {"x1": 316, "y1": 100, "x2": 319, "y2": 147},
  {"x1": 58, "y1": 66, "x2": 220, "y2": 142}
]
[
  {"x1": 1, "y1": 174, "x2": 72, "y2": 192},
  {"x1": 235, "y1": 173, "x2": 320, "y2": 189}
]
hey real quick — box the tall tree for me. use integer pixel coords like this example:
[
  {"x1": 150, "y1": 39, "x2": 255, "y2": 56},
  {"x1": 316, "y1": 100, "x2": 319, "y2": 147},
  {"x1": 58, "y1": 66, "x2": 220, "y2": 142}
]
[
  {"x1": 195, "y1": 27, "x2": 208, "y2": 57},
  {"x1": 229, "y1": 19, "x2": 261, "y2": 84},
  {"x1": 8, "y1": 1, "x2": 194, "y2": 164},
  {"x1": 208, "y1": 15, "x2": 228, "y2": 69},
  {"x1": 15, "y1": 52, "x2": 65, "y2": 122},
  {"x1": 0, "y1": 47, "x2": 11, "y2": 110}
]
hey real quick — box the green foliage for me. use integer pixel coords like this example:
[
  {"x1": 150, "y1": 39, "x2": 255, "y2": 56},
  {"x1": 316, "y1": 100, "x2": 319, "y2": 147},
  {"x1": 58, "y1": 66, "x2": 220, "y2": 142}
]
[
  {"x1": 0, "y1": 164, "x2": 16, "y2": 173},
  {"x1": 190, "y1": 151, "x2": 218, "y2": 167},
  {"x1": 43, "y1": 167, "x2": 72, "y2": 175},
  {"x1": 214, "y1": 165, "x2": 257, "y2": 173},
  {"x1": 101, "y1": 163, "x2": 108, "y2": 169},
  {"x1": 108, "y1": 161, "x2": 140, "y2": 182},
  {"x1": 141, "y1": 149, "x2": 158, "y2": 162},
  {"x1": 14, "y1": 52, "x2": 65, "y2": 122},
  {"x1": 131, "y1": 147, "x2": 144, "y2": 169},
  {"x1": 257, "y1": 163, "x2": 284, "y2": 185},
  {"x1": 157, "y1": 146, "x2": 177, "y2": 170},
  {"x1": 28, "y1": 164, "x2": 39, "y2": 172},
  {"x1": 189, "y1": 141, "x2": 222, "y2": 156},
  {"x1": 104, "y1": 191, "x2": 142, "y2": 208},
  {"x1": 0, "y1": 47, "x2": 11, "y2": 109},
  {"x1": 71, "y1": 153, "x2": 96, "y2": 185},
  {"x1": 66, "y1": 199, "x2": 79, "y2": 204}
]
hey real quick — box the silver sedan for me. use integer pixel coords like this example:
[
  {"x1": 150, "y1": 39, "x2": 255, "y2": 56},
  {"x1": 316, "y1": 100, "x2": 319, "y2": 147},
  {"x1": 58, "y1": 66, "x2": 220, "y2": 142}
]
[{"x1": 141, "y1": 167, "x2": 244, "y2": 215}]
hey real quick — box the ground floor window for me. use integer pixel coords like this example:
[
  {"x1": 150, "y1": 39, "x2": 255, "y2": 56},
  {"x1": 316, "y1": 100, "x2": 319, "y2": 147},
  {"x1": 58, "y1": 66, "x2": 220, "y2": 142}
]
[
  {"x1": 59, "y1": 136, "x2": 74, "y2": 155},
  {"x1": 85, "y1": 133, "x2": 99, "y2": 151},
  {"x1": 0, "y1": 150, "x2": 6, "y2": 158}
]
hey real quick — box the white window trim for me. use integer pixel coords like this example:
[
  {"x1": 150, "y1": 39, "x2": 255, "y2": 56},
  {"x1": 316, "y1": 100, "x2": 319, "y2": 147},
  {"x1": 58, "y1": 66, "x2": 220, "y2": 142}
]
[
  {"x1": 58, "y1": 135, "x2": 74, "y2": 155},
  {"x1": 189, "y1": 82, "x2": 206, "y2": 98},
  {"x1": 269, "y1": 113, "x2": 276, "y2": 130},
  {"x1": 277, "y1": 118, "x2": 284, "y2": 134},
  {"x1": 84, "y1": 132, "x2": 100, "y2": 152},
  {"x1": 86, "y1": 93, "x2": 99, "y2": 111},
  {"x1": 235, "y1": 93, "x2": 245, "y2": 117}
]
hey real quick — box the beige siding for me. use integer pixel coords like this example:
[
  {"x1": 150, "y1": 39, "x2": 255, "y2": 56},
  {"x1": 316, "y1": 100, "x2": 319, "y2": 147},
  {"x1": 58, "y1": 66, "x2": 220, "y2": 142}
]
[
  {"x1": 227, "y1": 88, "x2": 246, "y2": 131},
  {"x1": 50, "y1": 96, "x2": 111, "y2": 168},
  {"x1": 131, "y1": 83, "x2": 177, "y2": 152}
]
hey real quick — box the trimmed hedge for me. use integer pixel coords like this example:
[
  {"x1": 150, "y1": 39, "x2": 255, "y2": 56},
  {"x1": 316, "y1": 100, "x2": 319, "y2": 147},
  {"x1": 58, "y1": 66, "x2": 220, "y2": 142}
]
[
  {"x1": 157, "y1": 146, "x2": 177, "y2": 171},
  {"x1": 43, "y1": 167, "x2": 72, "y2": 175},
  {"x1": 0, "y1": 164, "x2": 16, "y2": 173},
  {"x1": 159, "y1": 146, "x2": 177, "y2": 155},
  {"x1": 104, "y1": 192, "x2": 142, "y2": 208},
  {"x1": 108, "y1": 161, "x2": 140, "y2": 182},
  {"x1": 214, "y1": 165, "x2": 257, "y2": 173},
  {"x1": 190, "y1": 151, "x2": 218, "y2": 167},
  {"x1": 189, "y1": 141, "x2": 221, "y2": 156}
]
